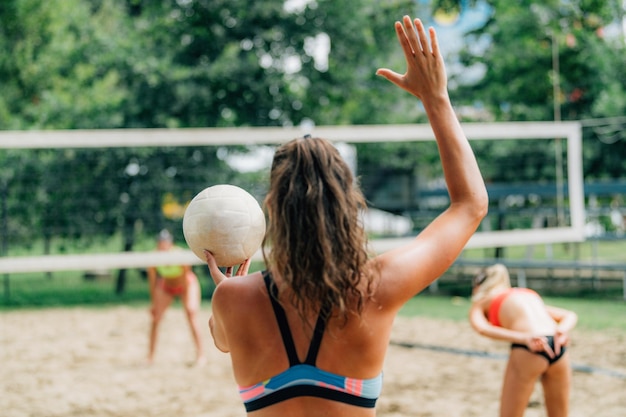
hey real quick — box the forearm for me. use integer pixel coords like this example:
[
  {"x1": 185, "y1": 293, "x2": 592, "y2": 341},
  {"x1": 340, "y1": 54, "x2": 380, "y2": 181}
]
[
  {"x1": 473, "y1": 323, "x2": 529, "y2": 345},
  {"x1": 423, "y1": 95, "x2": 487, "y2": 209},
  {"x1": 556, "y1": 312, "x2": 578, "y2": 334}
]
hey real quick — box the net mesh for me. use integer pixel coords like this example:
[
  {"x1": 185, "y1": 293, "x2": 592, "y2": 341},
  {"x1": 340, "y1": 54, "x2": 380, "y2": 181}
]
[{"x1": 0, "y1": 122, "x2": 584, "y2": 274}]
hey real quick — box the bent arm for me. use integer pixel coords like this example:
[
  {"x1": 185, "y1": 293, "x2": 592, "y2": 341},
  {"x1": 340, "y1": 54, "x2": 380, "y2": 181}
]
[
  {"x1": 209, "y1": 285, "x2": 230, "y2": 353},
  {"x1": 546, "y1": 305, "x2": 578, "y2": 334},
  {"x1": 208, "y1": 315, "x2": 229, "y2": 352},
  {"x1": 469, "y1": 304, "x2": 529, "y2": 345},
  {"x1": 375, "y1": 17, "x2": 488, "y2": 305},
  {"x1": 546, "y1": 305, "x2": 578, "y2": 348}
]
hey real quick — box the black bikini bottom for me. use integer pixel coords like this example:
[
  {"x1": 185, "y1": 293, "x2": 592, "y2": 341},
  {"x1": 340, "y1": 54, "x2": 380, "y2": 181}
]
[{"x1": 511, "y1": 335, "x2": 566, "y2": 365}]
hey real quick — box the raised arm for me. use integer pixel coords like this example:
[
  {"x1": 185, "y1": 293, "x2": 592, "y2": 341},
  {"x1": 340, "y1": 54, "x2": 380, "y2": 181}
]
[{"x1": 375, "y1": 16, "x2": 488, "y2": 305}]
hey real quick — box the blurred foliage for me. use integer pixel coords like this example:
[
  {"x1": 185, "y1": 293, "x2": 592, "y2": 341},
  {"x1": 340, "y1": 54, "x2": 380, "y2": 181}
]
[
  {"x1": 0, "y1": 0, "x2": 128, "y2": 129},
  {"x1": 0, "y1": 0, "x2": 415, "y2": 292},
  {"x1": 453, "y1": 0, "x2": 626, "y2": 179},
  {"x1": 0, "y1": 0, "x2": 625, "y2": 284}
]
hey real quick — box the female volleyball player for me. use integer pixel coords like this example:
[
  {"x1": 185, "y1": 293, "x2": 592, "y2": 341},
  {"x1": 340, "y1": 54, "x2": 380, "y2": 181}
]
[
  {"x1": 204, "y1": 15, "x2": 489, "y2": 416},
  {"x1": 146, "y1": 229, "x2": 205, "y2": 366},
  {"x1": 469, "y1": 264, "x2": 578, "y2": 417}
]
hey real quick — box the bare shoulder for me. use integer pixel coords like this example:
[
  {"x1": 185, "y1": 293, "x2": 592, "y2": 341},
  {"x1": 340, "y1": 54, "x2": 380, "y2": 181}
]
[
  {"x1": 210, "y1": 271, "x2": 275, "y2": 349},
  {"x1": 366, "y1": 240, "x2": 445, "y2": 311},
  {"x1": 211, "y1": 271, "x2": 266, "y2": 314}
]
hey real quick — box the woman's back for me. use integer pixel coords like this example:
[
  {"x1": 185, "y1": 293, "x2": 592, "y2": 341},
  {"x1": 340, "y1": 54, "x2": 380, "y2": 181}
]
[
  {"x1": 212, "y1": 271, "x2": 396, "y2": 417},
  {"x1": 469, "y1": 265, "x2": 578, "y2": 417},
  {"x1": 492, "y1": 288, "x2": 558, "y2": 335}
]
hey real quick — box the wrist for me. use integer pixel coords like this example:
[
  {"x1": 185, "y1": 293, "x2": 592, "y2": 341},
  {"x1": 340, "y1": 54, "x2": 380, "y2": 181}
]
[
  {"x1": 422, "y1": 95, "x2": 456, "y2": 121},
  {"x1": 420, "y1": 91, "x2": 451, "y2": 107},
  {"x1": 555, "y1": 325, "x2": 569, "y2": 335}
]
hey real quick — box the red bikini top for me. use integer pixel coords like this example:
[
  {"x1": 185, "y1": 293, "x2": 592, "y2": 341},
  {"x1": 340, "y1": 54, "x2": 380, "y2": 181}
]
[{"x1": 488, "y1": 288, "x2": 538, "y2": 327}]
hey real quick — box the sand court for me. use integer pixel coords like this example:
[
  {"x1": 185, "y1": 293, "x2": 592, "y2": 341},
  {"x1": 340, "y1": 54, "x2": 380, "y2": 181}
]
[{"x1": 1, "y1": 305, "x2": 624, "y2": 416}]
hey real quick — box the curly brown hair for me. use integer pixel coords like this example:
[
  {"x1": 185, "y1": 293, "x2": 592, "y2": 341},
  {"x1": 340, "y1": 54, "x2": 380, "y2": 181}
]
[{"x1": 262, "y1": 137, "x2": 374, "y2": 325}]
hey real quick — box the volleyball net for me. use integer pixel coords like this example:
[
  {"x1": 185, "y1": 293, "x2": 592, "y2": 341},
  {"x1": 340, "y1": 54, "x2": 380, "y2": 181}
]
[{"x1": 0, "y1": 121, "x2": 585, "y2": 274}]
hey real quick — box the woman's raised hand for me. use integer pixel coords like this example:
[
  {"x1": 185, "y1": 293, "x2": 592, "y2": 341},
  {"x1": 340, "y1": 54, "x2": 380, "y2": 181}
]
[{"x1": 376, "y1": 16, "x2": 447, "y2": 102}]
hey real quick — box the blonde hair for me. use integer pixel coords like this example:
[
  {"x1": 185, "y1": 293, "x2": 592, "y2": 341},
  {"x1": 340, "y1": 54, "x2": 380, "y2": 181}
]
[{"x1": 471, "y1": 263, "x2": 511, "y2": 302}]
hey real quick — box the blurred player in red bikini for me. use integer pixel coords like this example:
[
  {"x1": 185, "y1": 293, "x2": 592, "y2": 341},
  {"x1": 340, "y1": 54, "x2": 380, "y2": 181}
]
[
  {"x1": 469, "y1": 263, "x2": 578, "y2": 417},
  {"x1": 146, "y1": 229, "x2": 205, "y2": 366}
]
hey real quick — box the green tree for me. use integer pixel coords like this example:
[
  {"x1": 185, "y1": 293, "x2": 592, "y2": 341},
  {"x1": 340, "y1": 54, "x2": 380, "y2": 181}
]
[
  {"x1": 454, "y1": 0, "x2": 626, "y2": 180},
  {"x1": 1, "y1": 0, "x2": 419, "y2": 291},
  {"x1": 114, "y1": 0, "x2": 413, "y2": 128},
  {"x1": 0, "y1": 0, "x2": 128, "y2": 129}
]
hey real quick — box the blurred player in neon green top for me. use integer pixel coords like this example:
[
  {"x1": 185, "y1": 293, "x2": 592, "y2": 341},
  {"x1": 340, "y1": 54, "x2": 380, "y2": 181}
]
[{"x1": 146, "y1": 229, "x2": 205, "y2": 366}]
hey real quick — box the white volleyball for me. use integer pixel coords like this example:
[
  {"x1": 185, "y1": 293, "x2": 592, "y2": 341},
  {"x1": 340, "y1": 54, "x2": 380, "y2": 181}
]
[{"x1": 183, "y1": 184, "x2": 266, "y2": 267}]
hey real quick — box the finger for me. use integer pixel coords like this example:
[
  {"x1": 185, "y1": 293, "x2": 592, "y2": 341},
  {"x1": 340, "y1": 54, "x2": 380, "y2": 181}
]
[
  {"x1": 204, "y1": 249, "x2": 217, "y2": 268},
  {"x1": 553, "y1": 336, "x2": 563, "y2": 355},
  {"x1": 375, "y1": 68, "x2": 404, "y2": 85},
  {"x1": 236, "y1": 258, "x2": 252, "y2": 276},
  {"x1": 414, "y1": 18, "x2": 430, "y2": 54},
  {"x1": 429, "y1": 27, "x2": 440, "y2": 57},
  {"x1": 542, "y1": 339, "x2": 555, "y2": 359},
  {"x1": 394, "y1": 19, "x2": 415, "y2": 62},
  {"x1": 225, "y1": 266, "x2": 233, "y2": 277},
  {"x1": 402, "y1": 15, "x2": 421, "y2": 54},
  {"x1": 204, "y1": 250, "x2": 226, "y2": 284}
]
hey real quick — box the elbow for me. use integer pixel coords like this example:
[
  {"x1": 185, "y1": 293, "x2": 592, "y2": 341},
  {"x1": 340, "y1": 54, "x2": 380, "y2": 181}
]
[
  {"x1": 476, "y1": 328, "x2": 493, "y2": 340},
  {"x1": 452, "y1": 196, "x2": 488, "y2": 223},
  {"x1": 464, "y1": 191, "x2": 489, "y2": 228},
  {"x1": 474, "y1": 199, "x2": 489, "y2": 224},
  {"x1": 475, "y1": 325, "x2": 489, "y2": 337},
  {"x1": 475, "y1": 187, "x2": 489, "y2": 220},
  {"x1": 213, "y1": 340, "x2": 229, "y2": 353},
  {"x1": 209, "y1": 317, "x2": 230, "y2": 353},
  {"x1": 449, "y1": 181, "x2": 489, "y2": 225},
  {"x1": 472, "y1": 188, "x2": 489, "y2": 227},
  {"x1": 469, "y1": 319, "x2": 486, "y2": 337}
]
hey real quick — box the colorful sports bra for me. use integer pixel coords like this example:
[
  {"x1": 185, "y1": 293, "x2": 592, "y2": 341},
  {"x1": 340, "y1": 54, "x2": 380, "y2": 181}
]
[
  {"x1": 488, "y1": 287, "x2": 539, "y2": 327},
  {"x1": 238, "y1": 271, "x2": 383, "y2": 412},
  {"x1": 155, "y1": 264, "x2": 185, "y2": 279}
]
